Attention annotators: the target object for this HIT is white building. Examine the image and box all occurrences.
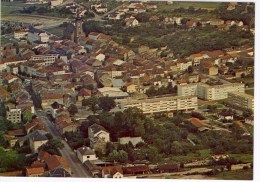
[227,92,254,111]
[177,83,198,97]
[97,87,129,98]
[197,83,245,100]
[116,95,198,114]
[14,30,28,39]
[7,108,22,123]
[30,54,59,65]
[76,147,98,163]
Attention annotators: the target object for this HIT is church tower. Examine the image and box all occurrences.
[73,9,83,44]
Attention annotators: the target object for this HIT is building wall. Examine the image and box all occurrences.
[227,92,254,111]
[197,83,245,100]
[30,139,48,153]
[7,109,21,123]
[177,84,197,96]
[117,95,198,114]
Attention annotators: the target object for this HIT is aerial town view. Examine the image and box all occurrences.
[0,0,255,180]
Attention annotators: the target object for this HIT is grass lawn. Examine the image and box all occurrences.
[157,2,221,11]
[1,2,45,16]
[229,153,253,163]
[214,169,253,180]
[43,26,64,37]
[162,149,212,163]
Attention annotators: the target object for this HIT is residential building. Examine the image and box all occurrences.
[14,30,28,39]
[116,95,198,115]
[30,54,59,65]
[76,146,98,163]
[88,124,110,154]
[45,155,71,174]
[25,167,45,177]
[102,166,124,178]
[197,83,245,100]
[7,108,22,123]
[227,92,254,111]
[177,83,198,97]
[29,130,48,153]
[41,93,64,110]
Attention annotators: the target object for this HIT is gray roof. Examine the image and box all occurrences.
[78,147,95,155]
[31,130,48,141]
[18,130,48,143]
[89,123,108,134]
[112,79,124,88]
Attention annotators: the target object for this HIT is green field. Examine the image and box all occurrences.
[1,2,45,16]
[43,26,64,37]
[229,154,253,163]
[157,2,222,11]
[214,169,253,180]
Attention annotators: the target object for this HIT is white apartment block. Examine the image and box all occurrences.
[177,83,245,100]
[7,108,22,123]
[227,92,254,111]
[30,54,59,65]
[197,83,245,100]
[177,83,198,96]
[116,95,198,114]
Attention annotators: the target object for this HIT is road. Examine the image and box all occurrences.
[26,85,91,178]
[37,111,91,178]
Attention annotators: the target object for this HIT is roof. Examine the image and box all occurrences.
[89,123,108,134]
[45,155,71,171]
[46,167,71,177]
[78,88,92,97]
[189,117,205,128]
[38,150,51,161]
[31,130,48,141]
[8,129,26,136]
[41,93,63,100]
[158,164,179,171]
[77,147,95,155]
[103,166,123,176]
[119,137,144,146]
[26,167,44,175]
[122,165,149,174]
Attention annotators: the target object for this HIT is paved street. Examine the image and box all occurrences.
[37,111,91,178]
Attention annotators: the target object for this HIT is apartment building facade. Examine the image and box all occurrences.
[116,95,198,114]
[197,83,245,100]
[177,83,245,100]
[30,54,59,66]
[7,108,22,123]
[227,92,254,111]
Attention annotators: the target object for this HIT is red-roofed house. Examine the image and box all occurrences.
[25,167,45,177]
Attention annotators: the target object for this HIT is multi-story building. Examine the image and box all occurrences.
[177,83,245,100]
[14,30,28,39]
[177,83,198,97]
[7,108,22,123]
[197,83,245,100]
[227,92,254,111]
[30,54,59,66]
[116,95,198,115]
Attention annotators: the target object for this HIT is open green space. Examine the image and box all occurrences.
[1,2,45,16]
[214,169,253,180]
[229,154,253,163]
[157,2,221,11]
[43,26,64,37]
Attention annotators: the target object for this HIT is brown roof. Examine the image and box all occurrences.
[189,117,205,128]
[41,93,63,100]
[31,160,46,168]
[122,165,149,174]
[45,155,71,171]
[78,88,92,97]
[7,129,26,136]
[38,151,51,162]
[103,166,123,176]
[25,167,45,176]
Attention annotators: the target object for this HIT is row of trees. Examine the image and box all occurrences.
[82,96,116,113]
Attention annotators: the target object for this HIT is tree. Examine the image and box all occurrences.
[99,97,116,112]
[68,104,78,116]
[40,139,64,155]
[82,97,100,113]
[22,110,32,123]
[187,66,194,74]
[0,102,6,117]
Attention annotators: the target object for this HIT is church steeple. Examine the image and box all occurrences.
[73,8,83,44]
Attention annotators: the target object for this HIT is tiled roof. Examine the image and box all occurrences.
[189,117,205,128]
[26,167,45,176]
[45,155,71,171]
